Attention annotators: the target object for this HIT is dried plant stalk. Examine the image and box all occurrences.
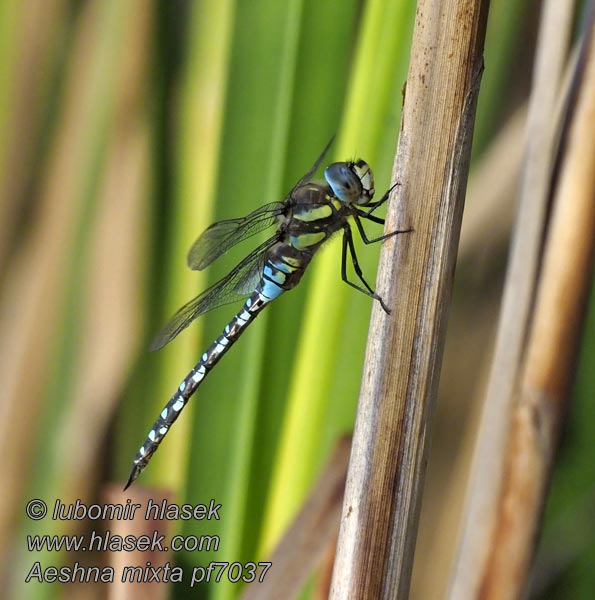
[330,1,489,598]
[450,1,577,597]
[479,18,595,599]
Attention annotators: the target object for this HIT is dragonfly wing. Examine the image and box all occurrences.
[187,201,285,270]
[150,234,279,351]
[231,253,266,295]
[187,139,334,271]
[287,136,335,196]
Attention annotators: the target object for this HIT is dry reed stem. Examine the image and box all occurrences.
[449,2,576,597]
[480,18,595,599]
[413,106,529,600]
[330,1,489,597]
[413,104,529,599]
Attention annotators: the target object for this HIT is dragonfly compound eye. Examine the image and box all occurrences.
[324,162,363,204]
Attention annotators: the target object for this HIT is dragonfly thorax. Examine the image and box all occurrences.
[324,159,375,206]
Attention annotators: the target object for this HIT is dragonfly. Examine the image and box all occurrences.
[124,139,410,489]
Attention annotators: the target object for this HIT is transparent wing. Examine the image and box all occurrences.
[187,137,334,271]
[151,235,279,351]
[187,202,285,270]
[287,136,335,196]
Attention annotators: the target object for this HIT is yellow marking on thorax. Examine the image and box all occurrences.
[290,231,327,249]
[293,204,333,222]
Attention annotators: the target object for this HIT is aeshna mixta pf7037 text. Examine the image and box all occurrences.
[125,139,411,489]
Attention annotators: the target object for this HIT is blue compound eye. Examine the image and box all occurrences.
[324,160,375,205]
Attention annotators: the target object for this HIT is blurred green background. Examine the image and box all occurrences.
[0,0,593,599]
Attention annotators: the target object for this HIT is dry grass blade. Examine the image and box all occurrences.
[241,436,350,600]
[479,15,595,598]
[450,2,577,597]
[330,1,489,598]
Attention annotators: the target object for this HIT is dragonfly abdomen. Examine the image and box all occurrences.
[259,247,308,298]
[124,288,275,489]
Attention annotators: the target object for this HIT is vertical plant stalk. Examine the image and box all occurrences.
[479,17,595,599]
[450,1,576,597]
[330,1,489,598]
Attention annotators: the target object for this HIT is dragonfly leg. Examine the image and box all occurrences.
[341,225,391,314]
[365,181,400,215]
[356,209,385,225]
[353,213,413,245]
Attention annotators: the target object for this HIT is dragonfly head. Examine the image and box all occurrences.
[324,160,375,206]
